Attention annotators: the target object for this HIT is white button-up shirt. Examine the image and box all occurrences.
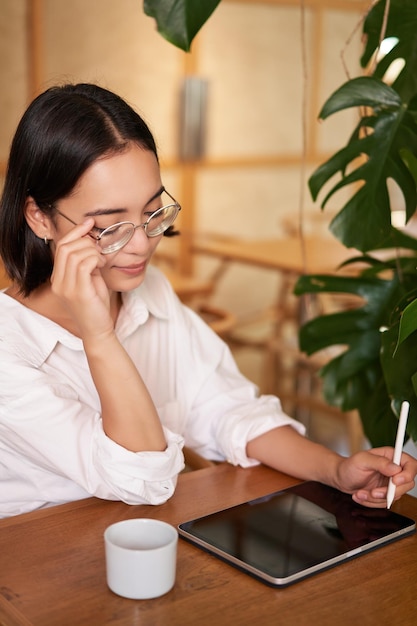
[0,266,304,517]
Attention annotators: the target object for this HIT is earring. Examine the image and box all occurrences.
[44,236,49,245]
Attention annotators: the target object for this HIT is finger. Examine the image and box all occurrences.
[363,449,405,478]
[52,246,105,298]
[389,474,415,494]
[52,219,95,257]
[354,477,415,508]
[400,452,417,471]
[52,218,99,266]
[352,494,388,509]
[389,455,417,486]
[52,241,100,281]
[366,446,398,461]
[369,449,417,474]
[353,485,392,508]
[57,217,96,244]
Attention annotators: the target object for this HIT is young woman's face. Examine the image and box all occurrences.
[50,144,166,292]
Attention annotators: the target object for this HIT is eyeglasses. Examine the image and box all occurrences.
[54,190,181,254]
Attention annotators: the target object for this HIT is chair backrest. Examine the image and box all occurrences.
[183,446,215,471]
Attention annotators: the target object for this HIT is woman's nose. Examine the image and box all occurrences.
[124,224,151,252]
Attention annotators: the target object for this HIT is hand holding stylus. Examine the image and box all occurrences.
[387,401,410,509]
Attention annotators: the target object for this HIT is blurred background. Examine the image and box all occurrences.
[0,0,370,454]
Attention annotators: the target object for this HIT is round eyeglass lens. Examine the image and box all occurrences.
[146,204,179,236]
[99,223,135,254]
[97,204,179,254]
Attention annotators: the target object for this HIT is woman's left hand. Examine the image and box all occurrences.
[336,447,417,508]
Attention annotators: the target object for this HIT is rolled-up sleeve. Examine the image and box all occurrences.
[0,351,185,514]
[177,307,306,467]
[93,421,185,504]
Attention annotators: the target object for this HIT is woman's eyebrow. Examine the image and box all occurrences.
[84,186,165,218]
[145,185,165,207]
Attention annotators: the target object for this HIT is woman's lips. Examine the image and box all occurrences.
[114,262,147,276]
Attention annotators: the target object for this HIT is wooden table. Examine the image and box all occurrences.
[193,234,357,275]
[0,464,416,626]
[192,233,360,329]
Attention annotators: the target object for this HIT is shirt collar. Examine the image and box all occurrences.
[122,270,170,322]
[0,292,79,366]
[116,269,170,339]
[0,268,170,365]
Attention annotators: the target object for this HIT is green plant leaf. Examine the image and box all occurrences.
[309,77,417,251]
[356,379,401,447]
[366,226,417,252]
[295,264,417,445]
[319,77,401,118]
[361,0,417,103]
[400,147,417,185]
[380,324,417,442]
[319,334,381,404]
[300,0,417,445]
[395,297,417,347]
[143,0,221,51]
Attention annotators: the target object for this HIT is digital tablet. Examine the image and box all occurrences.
[178,480,415,587]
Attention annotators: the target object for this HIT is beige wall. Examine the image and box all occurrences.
[0,0,28,165]
[0,0,366,313]
[42,0,183,162]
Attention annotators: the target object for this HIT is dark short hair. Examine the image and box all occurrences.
[0,83,175,295]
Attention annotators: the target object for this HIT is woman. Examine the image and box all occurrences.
[0,83,415,517]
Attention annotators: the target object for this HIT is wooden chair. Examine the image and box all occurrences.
[260,335,365,454]
[183,446,216,472]
[156,265,237,338]
[0,261,10,290]
[225,281,365,454]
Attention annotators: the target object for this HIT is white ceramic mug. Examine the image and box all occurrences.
[104,518,178,599]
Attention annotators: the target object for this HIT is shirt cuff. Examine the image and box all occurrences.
[220,398,306,468]
[92,420,185,505]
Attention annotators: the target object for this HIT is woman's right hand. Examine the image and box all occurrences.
[50,218,114,340]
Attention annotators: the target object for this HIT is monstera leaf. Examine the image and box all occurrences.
[143,0,221,51]
[301,0,417,446]
[295,255,417,446]
[309,77,417,252]
[361,0,417,102]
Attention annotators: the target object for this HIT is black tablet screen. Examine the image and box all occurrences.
[179,481,415,586]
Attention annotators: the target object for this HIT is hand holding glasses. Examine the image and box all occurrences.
[54,189,181,254]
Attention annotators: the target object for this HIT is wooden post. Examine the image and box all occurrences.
[27,0,44,100]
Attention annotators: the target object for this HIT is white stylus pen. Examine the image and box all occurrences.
[386,400,410,509]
